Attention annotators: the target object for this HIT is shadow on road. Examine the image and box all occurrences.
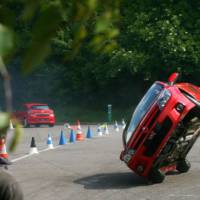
[74,172,147,189]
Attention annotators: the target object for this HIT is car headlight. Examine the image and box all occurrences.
[127,149,135,155]
[123,154,132,163]
[123,149,135,163]
[157,89,171,110]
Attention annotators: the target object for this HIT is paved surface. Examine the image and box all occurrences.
[5,125,200,200]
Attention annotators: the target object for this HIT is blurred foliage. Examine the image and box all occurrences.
[1,0,120,71]
[20,0,120,73]
[51,0,200,105]
[0,113,10,137]
[8,120,23,152]
[0,0,120,149]
[0,24,14,57]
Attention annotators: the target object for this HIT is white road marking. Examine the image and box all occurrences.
[11,145,62,163]
[11,131,113,163]
[11,154,31,162]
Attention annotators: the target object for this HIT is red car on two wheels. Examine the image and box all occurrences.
[120,73,200,183]
[13,103,55,127]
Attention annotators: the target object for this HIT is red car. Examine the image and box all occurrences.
[120,73,200,183]
[13,103,55,127]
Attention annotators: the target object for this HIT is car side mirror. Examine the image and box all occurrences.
[168,72,179,85]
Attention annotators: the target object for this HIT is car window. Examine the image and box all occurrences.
[31,105,49,110]
[124,83,163,144]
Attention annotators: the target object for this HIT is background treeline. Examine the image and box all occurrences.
[1,0,200,122]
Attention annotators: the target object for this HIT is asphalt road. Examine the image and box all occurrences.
[5,125,200,200]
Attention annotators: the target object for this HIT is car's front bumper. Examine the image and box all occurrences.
[27,116,55,125]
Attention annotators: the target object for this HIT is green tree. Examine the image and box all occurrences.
[51,0,200,105]
[114,0,200,80]
[108,0,200,80]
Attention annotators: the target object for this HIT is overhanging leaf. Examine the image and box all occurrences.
[22,0,40,21]
[0,24,14,56]
[0,112,10,138]
[0,112,9,130]
[22,42,51,74]
[22,2,63,74]
[9,121,23,152]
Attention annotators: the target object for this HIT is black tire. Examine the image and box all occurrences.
[148,168,165,184]
[49,124,54,127]
[179,117,200,158]
[176,159,191,173]
[23,118,29,128]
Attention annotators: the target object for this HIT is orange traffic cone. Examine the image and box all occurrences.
[77,120,81,130]
[76,120,84,141]
[0,138,9,159]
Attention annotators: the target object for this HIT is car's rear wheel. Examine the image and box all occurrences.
[49,124,54,127]
[23,118,29,128]
[148,168,165,184]
[176,159,191,173]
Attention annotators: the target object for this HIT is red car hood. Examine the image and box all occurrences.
[176,83,200,102]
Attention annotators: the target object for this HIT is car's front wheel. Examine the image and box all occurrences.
[49,124,54,127]
[148,168,165,184]
[176,159,191,173]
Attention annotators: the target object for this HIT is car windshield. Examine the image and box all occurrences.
[31,105,49,110]
[124,83,163,144]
